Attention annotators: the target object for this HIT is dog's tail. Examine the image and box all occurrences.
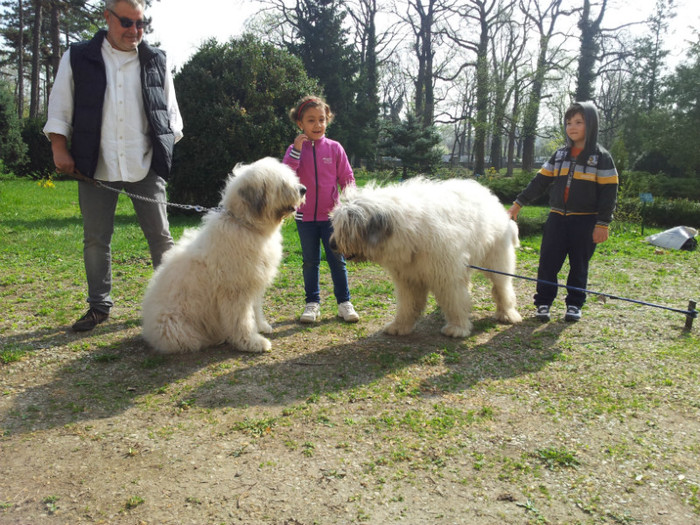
[508,219,520,249]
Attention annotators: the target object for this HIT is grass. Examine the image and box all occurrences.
[1,176,699,524]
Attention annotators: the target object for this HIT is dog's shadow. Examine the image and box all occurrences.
[3,311,570,434]
[188,315,572,410]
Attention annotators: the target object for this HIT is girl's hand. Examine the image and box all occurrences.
[293,133,309,152]
[593,225,609,244]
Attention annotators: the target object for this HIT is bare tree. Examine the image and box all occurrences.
[518,0,573,171]
[489,8,527,171]
[347,0,401,166]
[399,0,454,127]
[574,0,608,101]
[443,0,514,174]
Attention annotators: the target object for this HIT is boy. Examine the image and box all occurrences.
[507,101,618,322]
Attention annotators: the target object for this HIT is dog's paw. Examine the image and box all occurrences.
[236,335,272,353]
[496,309,522,324]
[383,321,414,336]
[441,323,471,338]
[257,321,273,334]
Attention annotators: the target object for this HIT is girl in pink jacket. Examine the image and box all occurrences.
[283,96,359,324]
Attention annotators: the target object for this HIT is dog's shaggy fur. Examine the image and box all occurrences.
[141,157,306,354]
[329,177,522,337]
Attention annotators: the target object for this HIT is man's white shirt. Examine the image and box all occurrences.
[43,38,183,182]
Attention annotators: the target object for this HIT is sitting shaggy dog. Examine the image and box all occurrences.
[329,177,522,337]
[142,157,306,354]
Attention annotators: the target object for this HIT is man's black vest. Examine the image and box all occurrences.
[69,30,175,179]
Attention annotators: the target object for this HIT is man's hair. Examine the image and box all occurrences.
[105,0,146,10]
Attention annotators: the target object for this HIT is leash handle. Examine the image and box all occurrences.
[68,169,97,186]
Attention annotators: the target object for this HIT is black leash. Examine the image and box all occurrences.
[468,264,697,330]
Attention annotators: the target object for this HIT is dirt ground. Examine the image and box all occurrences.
[1,264,699,525]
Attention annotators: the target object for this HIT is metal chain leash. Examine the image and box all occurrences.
[70,169,222,214]
[94,179,222,213]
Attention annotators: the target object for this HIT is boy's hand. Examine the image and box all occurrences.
[506,203,521,221]
[293,133,309,152]
[593,225,609,244]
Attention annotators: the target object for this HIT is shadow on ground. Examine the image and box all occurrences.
[1,310,571,436]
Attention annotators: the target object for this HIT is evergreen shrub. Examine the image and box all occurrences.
[169,35,319,209]
[0,80,28,169]
[18,117,53,178]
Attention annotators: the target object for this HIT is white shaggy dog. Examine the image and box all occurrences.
[141,157,306,354]
[329,177,522,338]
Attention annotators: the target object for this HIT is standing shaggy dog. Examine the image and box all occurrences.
[142,157,306,354]
[329,177,522,337]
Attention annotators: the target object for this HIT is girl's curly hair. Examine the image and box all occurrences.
[289,95,334,125]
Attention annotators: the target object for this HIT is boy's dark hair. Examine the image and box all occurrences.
[564,101,600,162]
[289,96,334,125]
[564,104,585,122]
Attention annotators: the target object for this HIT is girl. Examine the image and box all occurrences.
[283,96,359,324]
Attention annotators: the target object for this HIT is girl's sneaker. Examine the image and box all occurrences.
[300,302,321,323]
[337,301,360,323]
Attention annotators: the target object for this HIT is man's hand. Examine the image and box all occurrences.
[49,133,75,175]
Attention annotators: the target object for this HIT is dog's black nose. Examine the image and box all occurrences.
[299,185,307,197]
[329,237,337,251]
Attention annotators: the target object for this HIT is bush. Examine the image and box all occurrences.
[0,80,28,169]
[169,35,319,208]
[478,171,548,206]
[17,117,54,178]
[619,170,700,201]
[616,197,700,228]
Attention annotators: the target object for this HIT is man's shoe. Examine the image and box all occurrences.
[337,301,360,323]
[300,302,321,323]
[565,305,582,322]
[72,308,109,332]
[535,305,551,322]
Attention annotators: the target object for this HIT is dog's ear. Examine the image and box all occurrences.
[367,211,393,247]
[239,179,267,215]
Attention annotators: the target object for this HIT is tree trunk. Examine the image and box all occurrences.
[49,0,61,81]
[574,0,607,102]
[29,0,43,118]
[18,0,25,118]
[472,16,489,175]
[505,81,520,177]
[521,35,548,171]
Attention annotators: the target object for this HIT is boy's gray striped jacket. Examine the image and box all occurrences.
[514,145,619,227]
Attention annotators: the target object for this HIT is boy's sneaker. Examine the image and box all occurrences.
[535,305,551,322]
[565,305,582,322]
[337,301,360,323]
[300,302,321,323]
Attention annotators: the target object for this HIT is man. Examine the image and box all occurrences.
[43,0,183,331]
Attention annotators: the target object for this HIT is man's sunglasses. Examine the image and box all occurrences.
[108,8,150,30]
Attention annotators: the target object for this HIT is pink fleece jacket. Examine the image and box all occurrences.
[283,136,355,221]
